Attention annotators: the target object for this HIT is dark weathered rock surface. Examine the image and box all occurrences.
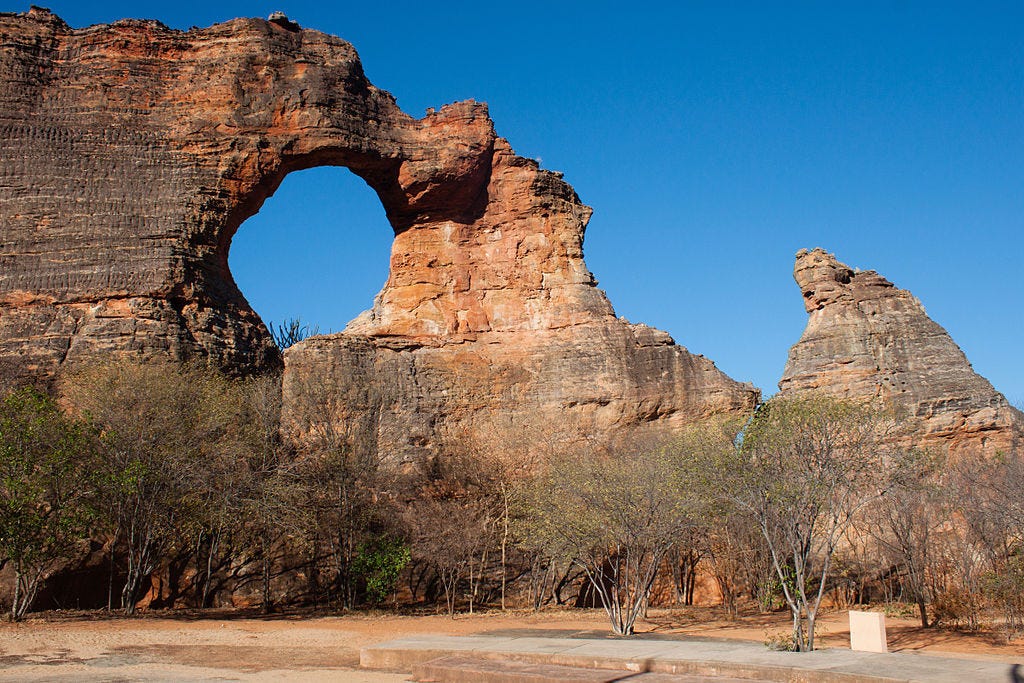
[0,8,758,452]
[284,323,756,462]
[779,248,1023,455]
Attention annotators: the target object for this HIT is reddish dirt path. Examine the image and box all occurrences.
[0,606,1020,680]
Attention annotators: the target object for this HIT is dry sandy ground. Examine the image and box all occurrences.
[0,606,1022,681]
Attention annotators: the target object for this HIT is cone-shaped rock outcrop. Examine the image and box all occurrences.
[0,8,759,456]
[779,248,1023,455]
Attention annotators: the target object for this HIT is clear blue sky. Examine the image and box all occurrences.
[41,2,1024,402]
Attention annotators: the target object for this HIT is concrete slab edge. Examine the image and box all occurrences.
[359,644,912,683]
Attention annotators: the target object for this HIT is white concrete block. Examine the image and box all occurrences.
[849,610,888,653]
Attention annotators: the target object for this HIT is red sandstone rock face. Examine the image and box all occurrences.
[779,248,1024,455]
[0,8,494,378]
[0,9,758,452]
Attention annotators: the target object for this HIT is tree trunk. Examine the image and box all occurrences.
[261,553,273,614]
[11,564,21,621]
[441,567,458,616]
[467,553,475,615]
[500,487,509,611]
[201,531,221,608]
[122,572,139,615]
[107,533,118,612]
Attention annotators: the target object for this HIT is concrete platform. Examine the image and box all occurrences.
[410,654,757,682]
[361,633,1024,682]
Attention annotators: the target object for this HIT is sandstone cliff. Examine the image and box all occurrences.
[779,248,1023,455]
[0,8,758,454]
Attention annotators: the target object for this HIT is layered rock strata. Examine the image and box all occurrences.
[779,248,1023,455]
[0,8,758,454]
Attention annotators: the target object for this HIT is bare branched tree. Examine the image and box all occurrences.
[868,448,947,627]
[61,362,248,614]
[234,374,306,614]
[286,369,397,609]
[943,449,1024,632]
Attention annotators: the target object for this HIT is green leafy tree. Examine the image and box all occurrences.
[352,535,411,604]
[711,395,894,651]
[0,387,99,620]
[516,443,700,636]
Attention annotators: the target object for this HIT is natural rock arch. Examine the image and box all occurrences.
[227,166,394,339]
[1,8,497,373]
[0,8,759,456]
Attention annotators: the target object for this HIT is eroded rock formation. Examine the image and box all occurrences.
[0,8,758,455]
[779,248,1024,455]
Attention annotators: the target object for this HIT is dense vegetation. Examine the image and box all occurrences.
[0,362,1021,650]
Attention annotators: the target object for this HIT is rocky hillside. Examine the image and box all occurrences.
[779,248,1023,455]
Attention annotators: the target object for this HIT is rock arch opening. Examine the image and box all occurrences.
[0,10,760,450]
[227,166,394,348]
